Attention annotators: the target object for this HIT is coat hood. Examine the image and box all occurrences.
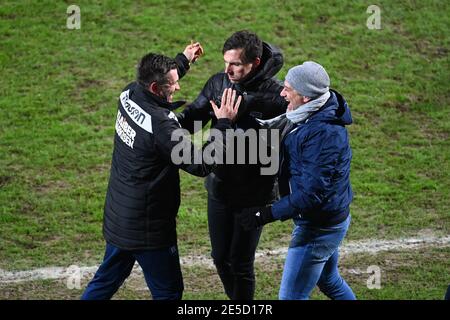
[241,42,284,88]
[308,89,352,126]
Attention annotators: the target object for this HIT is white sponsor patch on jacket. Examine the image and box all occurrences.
[168,111,181,126]
[119,89,152,133]
[116,110,136,149]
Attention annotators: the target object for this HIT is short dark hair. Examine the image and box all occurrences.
[222,30,263,64]
[136,53,177,87]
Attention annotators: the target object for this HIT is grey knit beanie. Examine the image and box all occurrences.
[285,61,330,98]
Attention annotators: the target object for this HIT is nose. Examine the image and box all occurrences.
[280,88,286,97]
[225,63,232,74]
[175,82,180,91]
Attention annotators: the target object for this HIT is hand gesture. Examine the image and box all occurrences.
[183,41,204,64]
[210,88,242,120]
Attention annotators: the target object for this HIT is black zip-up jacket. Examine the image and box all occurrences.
[103,54,233,250]
[177,43,288,207]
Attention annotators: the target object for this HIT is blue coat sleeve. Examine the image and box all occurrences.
[271,127,342,221]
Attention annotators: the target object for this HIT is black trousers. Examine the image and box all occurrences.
[207,194,263,300]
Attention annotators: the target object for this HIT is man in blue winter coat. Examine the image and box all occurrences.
[238,61,356,300]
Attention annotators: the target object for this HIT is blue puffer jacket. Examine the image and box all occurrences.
[271,89,353,226]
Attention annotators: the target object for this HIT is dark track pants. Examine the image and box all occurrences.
[207,194,262,300]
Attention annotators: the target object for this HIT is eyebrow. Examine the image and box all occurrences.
[224,59,242,64]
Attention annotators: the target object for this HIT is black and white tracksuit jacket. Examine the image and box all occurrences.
[103,54,232,250]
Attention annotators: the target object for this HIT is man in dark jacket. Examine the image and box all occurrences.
[81,44,241,300]
[177,30,287,300]
[238,61,356,300]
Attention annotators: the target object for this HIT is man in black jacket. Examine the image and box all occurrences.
[177,30,287,299]
[81,44,241,300]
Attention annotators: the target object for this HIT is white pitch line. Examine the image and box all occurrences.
[255,234,450,259]
[1,234,449,284]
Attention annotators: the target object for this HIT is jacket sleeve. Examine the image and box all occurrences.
[176,78,216,133]
[267,80,288,117]
[175,53,190,80]
[272,93,289,116]
[154,115,232,177]
[271,128,341,221]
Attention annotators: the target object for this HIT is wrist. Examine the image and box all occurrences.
[178,52,191,68]
[260,206,275,224]
[214,118,232,128]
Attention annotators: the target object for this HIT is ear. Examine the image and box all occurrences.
[149,82,158,94]
[252,57,261,69]
[302,96,312,104]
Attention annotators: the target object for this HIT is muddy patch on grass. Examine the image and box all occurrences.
[0,175,13,188]
[2,231,448,284]
[34,180,70,195]
[1,245,448,300]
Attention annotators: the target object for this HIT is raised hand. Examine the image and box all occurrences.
[183,41,204,64]
[210,88,242,120]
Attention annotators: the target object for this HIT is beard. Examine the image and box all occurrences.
[158,87,174,102]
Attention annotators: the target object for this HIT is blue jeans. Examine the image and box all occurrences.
[279,215,355,300]
[81,243,183,300]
